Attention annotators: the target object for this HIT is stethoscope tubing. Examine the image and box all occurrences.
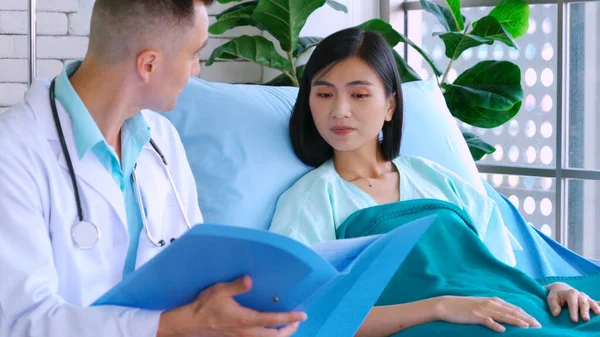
[49,78,190,249]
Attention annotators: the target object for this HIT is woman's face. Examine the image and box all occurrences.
[309,56,395,154]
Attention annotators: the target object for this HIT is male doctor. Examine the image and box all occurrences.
[0,0,305,336]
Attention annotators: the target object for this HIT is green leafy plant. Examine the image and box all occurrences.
[207,0,530,161]
[207,0,347,86]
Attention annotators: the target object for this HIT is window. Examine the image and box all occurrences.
[392,0,600,260]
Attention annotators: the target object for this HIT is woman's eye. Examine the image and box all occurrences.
[317,93,333,98]
[353,93,369,99]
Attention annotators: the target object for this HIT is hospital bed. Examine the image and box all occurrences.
[165,77,600,279]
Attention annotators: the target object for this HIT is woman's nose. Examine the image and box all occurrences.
[331,98,351,119]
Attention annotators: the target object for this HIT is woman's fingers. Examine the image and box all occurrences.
[495,302,542,328]
[546,292,562,317]
[477,299,542,332]
[566,290,581,322]
[481,316,506,333]
[591,301,600,316]
[578,293,590,322]
[492,312,530,328]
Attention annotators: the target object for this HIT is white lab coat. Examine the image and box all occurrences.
[0,79,204,336]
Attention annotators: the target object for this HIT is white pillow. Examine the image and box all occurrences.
[399,79,485,194]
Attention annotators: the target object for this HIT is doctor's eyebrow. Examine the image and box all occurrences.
[194,39,209,55]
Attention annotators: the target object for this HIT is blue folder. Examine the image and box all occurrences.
[93,215,435,336]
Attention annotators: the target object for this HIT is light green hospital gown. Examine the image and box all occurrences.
[269,155,522,267]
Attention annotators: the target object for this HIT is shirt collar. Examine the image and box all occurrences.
[54,61,151,161]
[54,61,103,159]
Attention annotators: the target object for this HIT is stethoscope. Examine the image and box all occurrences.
[49,79,192,250]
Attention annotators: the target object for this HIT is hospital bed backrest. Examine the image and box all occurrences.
[165,78,483,231]
[166,77,600,278]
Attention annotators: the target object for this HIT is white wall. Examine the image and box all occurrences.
[0,0,380,111]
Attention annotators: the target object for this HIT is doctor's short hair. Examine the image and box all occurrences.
[89,0,215,62]
[288,27,404,168]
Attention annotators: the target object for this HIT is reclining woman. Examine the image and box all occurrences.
[269,27,600,337]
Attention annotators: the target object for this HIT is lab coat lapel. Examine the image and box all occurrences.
[26,79,129,231]
[57,149,128,230]
[135,148,168,225]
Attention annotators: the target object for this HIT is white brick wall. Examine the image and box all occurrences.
[1,0,373,110]
[38,59,64,78]
[0,0,86,110]
[38,0,78,13]
[0,83,28,106]
[0,59,28,82]
[0,35,27,58]
[67,0,93,36]
[37,36,88,59]
[38,12,69,35]
[207,2,233,16]
[199,61,263,84]
[0,11,25,34]
[0,0,26,11]
[0,59,64,82]
[0,11,67,35]
[0,0,77,12]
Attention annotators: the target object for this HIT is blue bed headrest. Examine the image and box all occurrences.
[165,77,484,230]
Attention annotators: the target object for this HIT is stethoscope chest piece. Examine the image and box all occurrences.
[71,220,100,249]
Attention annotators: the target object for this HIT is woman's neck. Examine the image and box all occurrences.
[332,144,393,180]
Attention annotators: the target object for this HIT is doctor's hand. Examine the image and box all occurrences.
[434,296,542,332]
[157,276,307,337]
[545,282,600,323]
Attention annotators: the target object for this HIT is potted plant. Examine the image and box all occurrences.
[207,0,530,160]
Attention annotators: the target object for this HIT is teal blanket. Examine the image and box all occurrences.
[336,199,600,336]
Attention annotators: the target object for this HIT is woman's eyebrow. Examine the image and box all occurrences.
[312,80,373,87]
[346,80,373,86]
[313,80,334,87]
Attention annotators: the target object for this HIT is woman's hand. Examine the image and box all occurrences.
[434,296,541,332]
[545,282,600,322]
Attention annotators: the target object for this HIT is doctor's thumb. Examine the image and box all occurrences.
[225,275,253,296]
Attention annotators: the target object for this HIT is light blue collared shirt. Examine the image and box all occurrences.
[55,61,151,276]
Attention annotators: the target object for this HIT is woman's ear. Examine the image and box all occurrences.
[385,92,396,122]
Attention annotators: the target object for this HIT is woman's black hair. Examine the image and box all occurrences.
[289,27,404,167]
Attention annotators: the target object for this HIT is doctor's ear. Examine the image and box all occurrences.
[136,49,161,83]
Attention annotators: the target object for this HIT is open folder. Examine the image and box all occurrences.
[93,215,436,336]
